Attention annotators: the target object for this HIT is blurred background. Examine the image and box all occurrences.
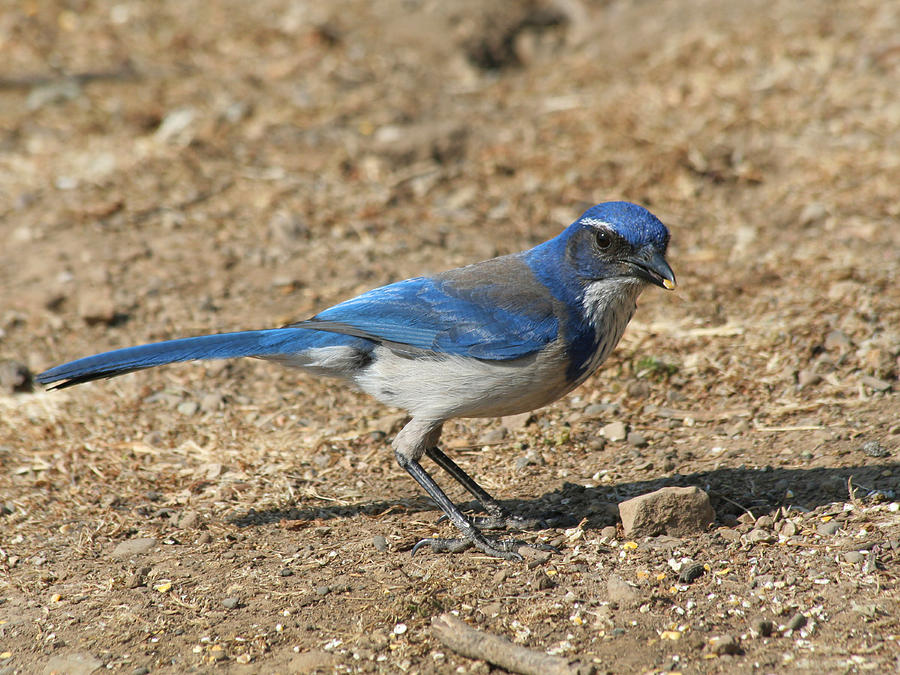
[0,0,898,672]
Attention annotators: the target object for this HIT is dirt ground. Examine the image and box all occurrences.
[1,0,898,673]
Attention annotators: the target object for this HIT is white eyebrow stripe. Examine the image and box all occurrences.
[580,217,611,229]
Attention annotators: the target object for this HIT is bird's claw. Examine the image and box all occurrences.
[435,510,557,531]
[411,534,555,561]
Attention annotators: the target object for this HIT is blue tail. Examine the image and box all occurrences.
[37,328,327,389]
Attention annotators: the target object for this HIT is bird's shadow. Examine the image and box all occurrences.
[229,462,899,532]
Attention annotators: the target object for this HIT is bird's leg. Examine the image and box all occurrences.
[393,418,548,560]
[425,446,506,518]
[425,446,549,530]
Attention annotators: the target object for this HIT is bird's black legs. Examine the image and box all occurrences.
[425,446,506,518]
[425,446,549,530]
[391,418,553,559]
[395,449,525,560]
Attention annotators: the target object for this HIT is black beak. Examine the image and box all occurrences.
[629,249,676,290]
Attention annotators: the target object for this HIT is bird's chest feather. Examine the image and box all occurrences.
[564,278,643,384]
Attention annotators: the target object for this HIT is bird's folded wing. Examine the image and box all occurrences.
[288,270,560,361]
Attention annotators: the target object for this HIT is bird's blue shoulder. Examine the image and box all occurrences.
[299,254,561,360]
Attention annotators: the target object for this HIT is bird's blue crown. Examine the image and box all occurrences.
[577,201,669,249]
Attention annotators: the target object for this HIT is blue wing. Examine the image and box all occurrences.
[293,254,561,360]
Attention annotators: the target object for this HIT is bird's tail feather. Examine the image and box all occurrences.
[37,328,315,389]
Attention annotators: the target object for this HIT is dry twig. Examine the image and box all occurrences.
[431,613,592,675]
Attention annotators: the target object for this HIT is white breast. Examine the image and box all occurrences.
[574,277,644,386]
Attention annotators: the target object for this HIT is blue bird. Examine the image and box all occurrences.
[38,201,675,560]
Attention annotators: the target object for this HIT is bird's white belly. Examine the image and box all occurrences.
[354,343,575,420]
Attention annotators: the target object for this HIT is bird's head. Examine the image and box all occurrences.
[564,201,676,291]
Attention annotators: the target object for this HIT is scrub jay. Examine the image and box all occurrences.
[38,201,675,560]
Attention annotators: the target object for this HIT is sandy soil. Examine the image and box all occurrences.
[1,1,898,673]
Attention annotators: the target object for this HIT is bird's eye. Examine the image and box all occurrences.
[595,230,612,250]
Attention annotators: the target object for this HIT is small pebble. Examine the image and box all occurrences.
[602,421,628,442]
[280,568,294,577]
[196,532,213,545]
[222,596,241,609]
[708,634,741,655]
[532,570,556,590]
[779,521,798,537]
[755,515,774,530]
[843,551,864,564]
[861,440,889,458]
[817,520,841,536]
[752,618,774,637]
[717,527,741,542]
[600,525,618,540]
[372,535,388,552]
[176,400,199,416]
[515,449,545,470]
[785,613,807,632]
[315,585,331,596]
[746,528,776,544]
[796,369,821,388]
[627,431,648,448]
[679,563,706,583]
[131,667,151,675]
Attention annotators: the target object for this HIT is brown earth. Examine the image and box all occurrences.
[1,1,898,673]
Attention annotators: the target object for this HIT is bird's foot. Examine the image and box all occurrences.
[437,506,567,531]
[465,514,550,530]
[411,533,556,560]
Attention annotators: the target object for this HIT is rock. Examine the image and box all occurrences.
[796,369,821,388]
[131,667,151,675]
[606,573,640,607]
[280,567,294,577]
[600,525,618,540]
[755,515,774,530]
[515,449,545,470]
[779,520,798,537]
[177,510,200,529]
[860,375,892,392]
[752,618,774,637]
[746,529,776,544]
[479,427,507,445]
[501,411,534,430]
[717,527,741,542]
[844,551,864,564]
[200,392,224,413]
[785,613,807,632]
[708,634,742,655]
[222,596,241,609]
[0,360,33,394]
[626,380,650,398]
[602,421,628,442]
[824,329,852,351]
[799,201,828,226]
[861,440,890,458]
[77,287,119,326]
[177,400,199,416]
[372,535,388,552]
[817,520,841,536]
[43,653,103,675]
[532,570,556,590]
[679,563,706,583]
[111,538,157,558]
[288,650,337,673]
[154,107,197,145]
[627,431,648,448]
[618,486,715,537]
